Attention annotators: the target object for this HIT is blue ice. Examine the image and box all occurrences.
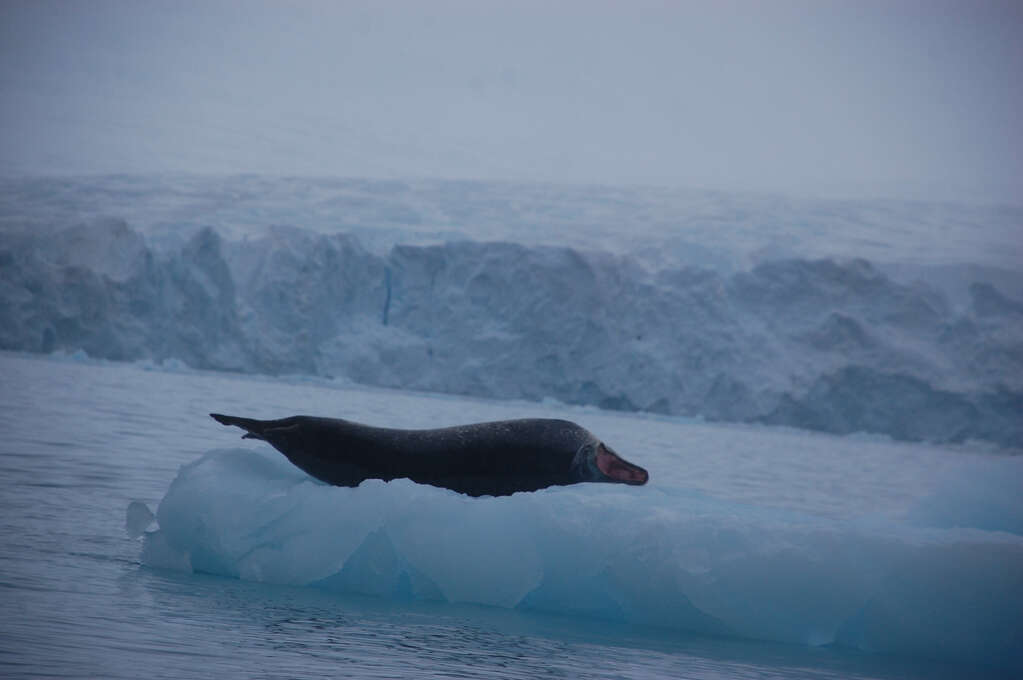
[140,447,1023,671]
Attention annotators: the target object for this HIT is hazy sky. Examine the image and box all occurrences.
[1,0,1020,203]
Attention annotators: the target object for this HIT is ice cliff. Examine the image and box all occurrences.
[2,218,1021,447]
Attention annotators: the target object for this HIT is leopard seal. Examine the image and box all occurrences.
[209,413,648,497]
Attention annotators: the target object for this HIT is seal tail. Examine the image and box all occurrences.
[210,413,270,441]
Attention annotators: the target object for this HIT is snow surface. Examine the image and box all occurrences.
[2,175,1021,272]
[140,441,1023,671]
[2,178,1021,447]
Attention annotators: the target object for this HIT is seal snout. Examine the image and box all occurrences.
[595,444,649,485]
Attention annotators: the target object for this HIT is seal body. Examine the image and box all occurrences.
[210,414,648,497]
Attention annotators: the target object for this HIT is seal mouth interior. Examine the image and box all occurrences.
[596,445,648,485]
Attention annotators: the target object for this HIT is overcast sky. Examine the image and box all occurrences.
[1,0,1020,203]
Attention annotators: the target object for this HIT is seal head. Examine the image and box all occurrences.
[572,440,649,485]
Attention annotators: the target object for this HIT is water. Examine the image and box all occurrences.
[0,352,1015,678]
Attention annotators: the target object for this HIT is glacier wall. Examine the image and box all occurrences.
[3,218,1021,446]
[139,448,1023,671]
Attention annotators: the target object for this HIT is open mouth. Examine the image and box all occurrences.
[596,445,649,485]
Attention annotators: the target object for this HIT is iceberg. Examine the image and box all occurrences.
[140,447,1023,671]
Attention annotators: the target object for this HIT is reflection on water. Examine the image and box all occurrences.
[118,568,942,680]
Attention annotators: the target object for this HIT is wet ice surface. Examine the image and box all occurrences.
[0,352,1018,679]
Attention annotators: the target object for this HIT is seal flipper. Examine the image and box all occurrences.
[210,413,271,441]
[210,414,371,487]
